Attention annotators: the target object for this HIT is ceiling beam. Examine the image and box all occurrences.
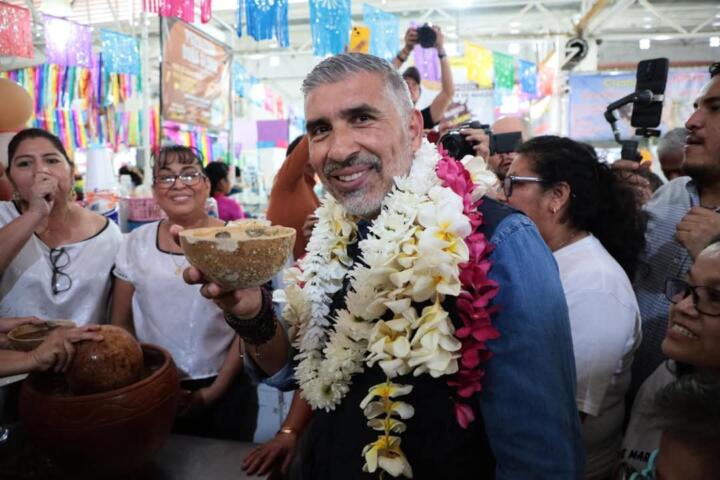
[637,0,688,35]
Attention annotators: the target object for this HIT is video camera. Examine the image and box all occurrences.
[604,58,669,161]
[440,121,523,160]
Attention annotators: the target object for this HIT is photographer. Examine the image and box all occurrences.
[461,116,530,181]
[393,25,455,129]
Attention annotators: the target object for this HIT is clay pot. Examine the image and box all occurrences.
[20,344,180,476]
[179,220,295,290]
[66,325,144,395]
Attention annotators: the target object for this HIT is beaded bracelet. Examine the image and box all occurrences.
[224,287,277,345]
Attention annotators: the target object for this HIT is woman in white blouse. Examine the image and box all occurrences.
[502,136,646,479]
[111,146,257,440]
[0,129,122,326]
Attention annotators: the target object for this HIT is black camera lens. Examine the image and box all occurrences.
[416,24,437,49]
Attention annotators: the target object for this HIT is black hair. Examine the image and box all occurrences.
[204,161,229,196]
[119,165,143,187]
[710,62,719,78]
[151,145,204,181]
[7,128,74,173]
[286,135,304,157]
[650,375,720,467]
[517,135,646,279]
[402,66,421,85]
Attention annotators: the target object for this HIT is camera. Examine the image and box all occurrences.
[440,121,523,160]
[416,24,437,49]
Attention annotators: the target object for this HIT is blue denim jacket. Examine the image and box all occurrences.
[246,210,585,478]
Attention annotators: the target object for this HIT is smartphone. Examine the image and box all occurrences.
[349,26,370,54]
[631,58,669,129]
[490,131,522,155]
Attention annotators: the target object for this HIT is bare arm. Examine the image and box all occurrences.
[110,278,136,337]
[0,326,103,377]
[0,209,45,275]
[391,28,417,70]
[203,335,244,405]
[183,266,290,377]
[243,392,314,476]
[428,27,454,125]
[0,172,60,274]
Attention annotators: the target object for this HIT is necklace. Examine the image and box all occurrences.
[169,252,186,276]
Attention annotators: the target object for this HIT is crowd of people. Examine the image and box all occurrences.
[0,28,718,480]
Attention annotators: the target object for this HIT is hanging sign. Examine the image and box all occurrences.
[161,18,231,130]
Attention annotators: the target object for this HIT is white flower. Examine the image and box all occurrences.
[461,154,500,199]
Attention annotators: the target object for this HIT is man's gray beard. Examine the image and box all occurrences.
[337,188,384,219]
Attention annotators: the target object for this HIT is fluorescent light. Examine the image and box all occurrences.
[653,35,671,41]
[639,38,651,50]
[509,28,520,34]
[509,21,521,28]
[643,24,652,29]
[711,36,720,48]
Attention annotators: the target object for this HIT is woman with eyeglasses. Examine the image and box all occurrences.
[620,238,720,477]
[501,135,646,479]
[0,129,122,326]
[111,145,257,440]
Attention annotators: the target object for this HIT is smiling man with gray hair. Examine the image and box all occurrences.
[186,52,583,479]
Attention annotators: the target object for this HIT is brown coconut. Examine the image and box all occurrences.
[66,325,144,395]
[179,220,296,290]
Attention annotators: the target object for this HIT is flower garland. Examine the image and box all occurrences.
[275,141,499,478]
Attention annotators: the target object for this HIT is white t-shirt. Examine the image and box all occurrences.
[0,201,122,326]
[113,221,235,380]
[554,235,642,480]
[620,361,675,476]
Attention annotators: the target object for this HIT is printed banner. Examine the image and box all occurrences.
[568,69,708,141]
[44,15,92,67]
[101,30,140,76]
[0,3,33,59]
[518,59,537,97]
[492,51,515,90]
[245,0,289,47]
[309,0,351,56]
[363,4,398,61]
[161,18,231,130]
[464,42,493,89]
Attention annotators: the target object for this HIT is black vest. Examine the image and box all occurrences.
[300,198,515,479]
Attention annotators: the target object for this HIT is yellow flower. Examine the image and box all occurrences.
[366,319,413,377]
[367,416,407,434]
[362,435,413,478]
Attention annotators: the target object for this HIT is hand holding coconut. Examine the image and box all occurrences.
[176,220,295,376]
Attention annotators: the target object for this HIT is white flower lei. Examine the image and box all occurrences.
[275,140,495,411]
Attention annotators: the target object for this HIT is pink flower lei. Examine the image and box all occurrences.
[436,150,500,428]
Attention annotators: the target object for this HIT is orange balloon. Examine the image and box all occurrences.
[0,78,33,131]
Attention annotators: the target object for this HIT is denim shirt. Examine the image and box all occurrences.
[246,209,585,478]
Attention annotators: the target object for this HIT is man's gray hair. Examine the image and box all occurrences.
[301,53,413,119]
[657,127,687,158]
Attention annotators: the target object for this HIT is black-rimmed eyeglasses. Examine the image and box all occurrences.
[502,175,544,198]
[153,171,205,189]
[50,247,72,295]
[665,277,720,317]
